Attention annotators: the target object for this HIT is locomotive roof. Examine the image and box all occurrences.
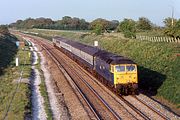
[54,37,135,65]
[95,50,135,64]
[54,37,99,55]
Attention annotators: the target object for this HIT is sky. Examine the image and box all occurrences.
[0,0,180,26]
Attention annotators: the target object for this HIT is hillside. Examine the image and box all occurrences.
[27,29,180,110]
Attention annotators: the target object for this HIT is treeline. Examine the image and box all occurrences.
[9,16,89,30]
[9,16,180,38]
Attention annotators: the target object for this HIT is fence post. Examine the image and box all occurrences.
[175,38,177,43]
[161,37,163,42]
[168,37,170,42]
[166,37,168,42]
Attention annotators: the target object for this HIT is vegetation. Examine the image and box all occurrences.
[0,25,10,35]
[136,17,152,31]
[9,16,89,30]
[0,35,31,119]
[90,18,119,35]
[9,16,180,39]
[164,18,180,38]
[117,19,136,38]
[25,29,180,109]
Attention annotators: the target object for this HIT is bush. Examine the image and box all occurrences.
[93,24,103,35]
[0,25,9,35]
[124,31,136,38]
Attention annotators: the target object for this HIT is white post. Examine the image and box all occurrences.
[16,57,19,66]
[94,41,98,47]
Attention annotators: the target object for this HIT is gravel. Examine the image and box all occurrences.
[137,94,180,120]
[39,46,70,120]
[30,44,47,120]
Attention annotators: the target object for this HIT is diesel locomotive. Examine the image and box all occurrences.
[53,37,138,94]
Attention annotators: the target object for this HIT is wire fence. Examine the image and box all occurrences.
[136,35,180,43]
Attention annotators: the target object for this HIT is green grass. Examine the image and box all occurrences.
[0,35,31,119]
[136,30,165,37]
[26,29,180,108]
[39,70,53,120]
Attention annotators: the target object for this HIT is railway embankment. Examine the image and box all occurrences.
[0,35,31,119]
[26,29,180,114]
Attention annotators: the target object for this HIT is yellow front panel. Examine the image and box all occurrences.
[114,73,138,84]
[113,64,138,85]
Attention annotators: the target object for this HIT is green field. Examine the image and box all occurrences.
[0,35,31,119]
[26,29,180,110]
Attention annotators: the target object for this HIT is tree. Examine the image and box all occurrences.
[137,17,152,31]
[32,18,54,29]
[117,19,136,38]
[108,20,119,31]
[54,16,89,30]
[90,18,110,34]
[0,25,9,35]
[163,17,177,28]
[163,17,179,38]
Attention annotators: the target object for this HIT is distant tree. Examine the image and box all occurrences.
[117,18,136,38]
[108,20,119,31]
[79,19,89,30]
[0,25,9,35]
[54,16,89,30]
[137,17,152,31]
[90,18,110,34]
[33,18,54,29]
[93,24,103,35]
[164,19,180,38]
[163,17,177,28]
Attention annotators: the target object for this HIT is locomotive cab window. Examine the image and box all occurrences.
[115,65,125,72]
[126,65,136,72]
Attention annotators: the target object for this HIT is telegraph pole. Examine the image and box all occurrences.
[171,6,174,27]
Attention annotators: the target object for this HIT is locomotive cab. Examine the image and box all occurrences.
[111,64,138,94]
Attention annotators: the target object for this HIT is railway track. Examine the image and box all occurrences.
[41,44,100,120]
[24,34,171,120]
[41,44,121,120]
[132,96,170,120]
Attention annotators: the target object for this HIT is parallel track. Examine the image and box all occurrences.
[41,43,121,120]
[132,96,170,120]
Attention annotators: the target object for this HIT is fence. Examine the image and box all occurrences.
[136,35,180,43]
